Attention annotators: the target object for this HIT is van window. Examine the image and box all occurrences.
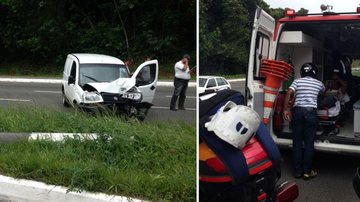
[136,64,157,86]
[79,64,129,85]
[70,61,76,78]
[253,33,270,78]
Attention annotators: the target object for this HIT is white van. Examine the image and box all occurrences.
[246,6,360,154]
[62,53,158,120]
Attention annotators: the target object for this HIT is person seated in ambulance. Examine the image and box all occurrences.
[330,52,352,105]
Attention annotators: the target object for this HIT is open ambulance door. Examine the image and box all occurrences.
[246,7,276,121]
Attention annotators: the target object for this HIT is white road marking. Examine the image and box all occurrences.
[152,106,196,111]
[165,96,196,99]
[34,90,61,94]
[0,98,31,102]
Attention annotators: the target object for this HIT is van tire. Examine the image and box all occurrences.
[62,89,70,107]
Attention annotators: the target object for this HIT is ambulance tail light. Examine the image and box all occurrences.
[285,9,296,17]
[357,7,360,13]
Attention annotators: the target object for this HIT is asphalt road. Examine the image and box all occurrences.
[229,79,360,202]
[0,82,196,124]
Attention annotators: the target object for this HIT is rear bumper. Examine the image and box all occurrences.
[275,137,360,155]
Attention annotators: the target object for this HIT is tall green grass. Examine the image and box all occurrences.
[0,107,196,201]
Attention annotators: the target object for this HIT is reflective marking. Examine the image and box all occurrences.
[165,96,196,99]
[34,91,61,94]
[0,98,31,102]
[152,106,196,111]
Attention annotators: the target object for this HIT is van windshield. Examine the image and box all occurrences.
[79,63,129,85]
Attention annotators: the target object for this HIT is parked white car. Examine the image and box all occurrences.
[198,76,231,94]
[62,53,158,120]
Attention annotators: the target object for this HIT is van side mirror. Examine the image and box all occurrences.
[68,76,75,84]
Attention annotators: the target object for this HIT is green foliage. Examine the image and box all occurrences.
[0,107,196,201]
[0,0,196,69]
[296,8,309,16]
[270,8,286,22]
[200,0,309,75]
[200,0,255,75]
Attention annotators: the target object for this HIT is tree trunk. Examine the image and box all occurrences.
[112,0,130,56]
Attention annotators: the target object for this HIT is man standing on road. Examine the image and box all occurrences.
[170,54,191,111]
[283,63,325,180]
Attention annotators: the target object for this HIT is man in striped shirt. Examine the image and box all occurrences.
[283,63,325,180]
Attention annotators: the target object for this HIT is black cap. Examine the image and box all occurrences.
[183,54,190,60]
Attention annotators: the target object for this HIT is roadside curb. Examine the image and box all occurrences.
[0,175,144,202]
[0,78,196,87]
[0,133,144,201]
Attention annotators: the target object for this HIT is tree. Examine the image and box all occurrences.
[0,0,196,69]
[296,8,309,16]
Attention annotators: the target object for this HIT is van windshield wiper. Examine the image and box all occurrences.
[82,74,100,82]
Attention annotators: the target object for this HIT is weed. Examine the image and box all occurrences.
[0,107,195,201]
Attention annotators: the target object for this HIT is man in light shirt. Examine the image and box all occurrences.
[170,54,191,111]
[283,63,325,180]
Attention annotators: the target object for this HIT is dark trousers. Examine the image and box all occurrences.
[170,77,189,109]
[292,107,318,174]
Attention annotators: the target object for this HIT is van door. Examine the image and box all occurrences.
[246,7,276,120]
[66,60,80,105]
[131,60,159,103]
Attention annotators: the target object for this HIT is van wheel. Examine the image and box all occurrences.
[62,92,70,107]
[136,108,148,121]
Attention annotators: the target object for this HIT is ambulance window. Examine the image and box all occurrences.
[253,33,270,78]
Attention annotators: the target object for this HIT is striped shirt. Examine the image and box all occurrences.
[289,76,325,108]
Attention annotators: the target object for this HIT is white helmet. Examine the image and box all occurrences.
[205,101,261,149]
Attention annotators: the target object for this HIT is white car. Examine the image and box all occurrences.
[198,76,231,94]
[62,53,158,120]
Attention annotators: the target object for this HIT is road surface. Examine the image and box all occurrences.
[0,82,196,124]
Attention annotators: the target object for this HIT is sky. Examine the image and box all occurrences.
[264,0,360,13]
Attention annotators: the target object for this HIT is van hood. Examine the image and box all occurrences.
[86,78,136,94]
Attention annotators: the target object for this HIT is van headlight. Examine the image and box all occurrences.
[82,91,103,103]
[122,87,142,101]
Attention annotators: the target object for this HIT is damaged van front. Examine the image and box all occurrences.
[62,53,158,120]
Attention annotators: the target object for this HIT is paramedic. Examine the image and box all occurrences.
[170,54,191,111]
[332,52,352,97]
[283,63,325,180]
[332,54,353,121]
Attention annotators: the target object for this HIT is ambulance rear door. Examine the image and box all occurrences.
[246,7,276,120]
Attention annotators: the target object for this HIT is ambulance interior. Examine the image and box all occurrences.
[271,21,360,145]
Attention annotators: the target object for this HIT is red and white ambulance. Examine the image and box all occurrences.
[246,5,360,154]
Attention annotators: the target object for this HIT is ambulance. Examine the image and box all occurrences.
[246,5,360,154]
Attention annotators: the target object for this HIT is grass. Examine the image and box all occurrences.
[221,74,246,79]
[353,71,360,77]
[0,107,196,201]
